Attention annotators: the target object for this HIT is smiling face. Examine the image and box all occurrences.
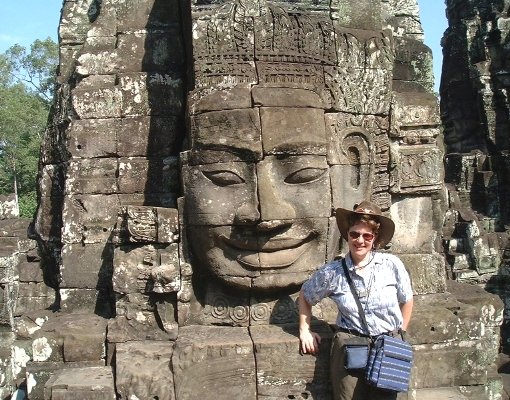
[347,221,377,265]
[183,88,333,291]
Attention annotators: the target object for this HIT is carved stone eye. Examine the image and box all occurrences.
[202,170,245,186]
[284,167,327,184]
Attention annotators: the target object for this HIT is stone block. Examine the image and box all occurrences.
[0,237,19,257]
[390,91,440,140]
[117,30,184,72]
[172,326,257,400]
[115,341,175,400]
[59,288,114,318]
[62,195,121,244]
[398,253,446,295]
[411,342,494,389]
[0,218,31,238]
[17,261,43,283]
[390,144,443,194]
[117,157,179,194]
[190,109,262,163]
[72,87,122,119]
[13,312,51,340]
[189,87,253,114]
[60,316,107,363]
[325,65,392,115]
[409,292,482,345]
[116,0,181,30]
[26,361,65,400]
[113,244,175,294]
[252,87,324,108]
[67,119,118,159]
[59,1,107,44]
[391,197,435,253]
[118,206,179,244]
[60,243,113,289]
[14,295,55,318]
[107,314,174,343]
[44,366,115,400]
[65,159,118,195]
[27,361,106,400]
[118,116,182,157]
[34,194,64,242]
[119,73,184,117]
[32,312,107,365]
[331,0,382,30]
[260,107,327,156]
[76,50,119,76]
[393,37,434,92]
[251,322,333,399]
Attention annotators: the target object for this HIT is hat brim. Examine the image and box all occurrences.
[335,207,395,248]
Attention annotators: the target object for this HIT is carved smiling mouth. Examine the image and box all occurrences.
[219,231,316,270]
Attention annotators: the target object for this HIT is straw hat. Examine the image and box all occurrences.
[335,200,395,248]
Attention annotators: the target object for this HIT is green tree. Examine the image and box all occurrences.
[0,38,57,217]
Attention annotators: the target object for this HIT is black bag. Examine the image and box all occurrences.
[344,336,370,370]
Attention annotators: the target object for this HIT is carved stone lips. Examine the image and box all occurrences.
[219,231,316,269]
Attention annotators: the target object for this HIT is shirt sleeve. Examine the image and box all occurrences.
[301,261,339,306]
[391,255,414,303]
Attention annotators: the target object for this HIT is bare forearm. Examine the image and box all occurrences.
[400,298,414,331]
[298,289,313,333]
[298,289,321,354]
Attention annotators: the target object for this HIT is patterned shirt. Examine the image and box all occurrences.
[301,252,413,336]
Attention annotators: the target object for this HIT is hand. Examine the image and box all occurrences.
[299,329,321,355]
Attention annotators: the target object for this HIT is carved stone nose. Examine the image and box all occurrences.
[234,202,260,224]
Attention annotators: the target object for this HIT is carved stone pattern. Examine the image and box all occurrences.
[127,207,157,242]
[255,7,337,65]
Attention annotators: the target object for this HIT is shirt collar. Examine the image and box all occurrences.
[345,251,381,271]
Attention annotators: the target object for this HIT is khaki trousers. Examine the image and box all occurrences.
[330,330,399,400]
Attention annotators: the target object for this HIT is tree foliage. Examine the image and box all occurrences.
[0,37,58,217]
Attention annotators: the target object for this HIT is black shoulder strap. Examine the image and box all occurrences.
[341,258,370,336]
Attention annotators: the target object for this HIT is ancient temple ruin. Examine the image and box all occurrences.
[0,0,508,399]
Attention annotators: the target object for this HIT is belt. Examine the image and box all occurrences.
[336,326,402,339]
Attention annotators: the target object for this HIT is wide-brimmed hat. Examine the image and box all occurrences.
[335,200,395,248]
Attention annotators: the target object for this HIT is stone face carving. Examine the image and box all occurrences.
[0,0,504,399]
[183,86,334,292]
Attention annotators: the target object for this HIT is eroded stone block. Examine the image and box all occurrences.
[172,326,257,400]
[116,341,175,400]
[61,243,113,289]
[67,119,118,158]
[260,108,326,156]
[62,195,120,244]
[44,366,115,400]
[398,253,446,295]
[251,322,333,399]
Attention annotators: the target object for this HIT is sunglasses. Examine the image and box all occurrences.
[348,231,375,241]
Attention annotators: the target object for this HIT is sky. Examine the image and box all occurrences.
[0,0,447,91]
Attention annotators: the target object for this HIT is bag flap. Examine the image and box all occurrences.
[378,335,413,361]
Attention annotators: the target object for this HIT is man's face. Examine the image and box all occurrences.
[183,88,333,291]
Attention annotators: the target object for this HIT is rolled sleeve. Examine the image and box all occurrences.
[301,262,339,306]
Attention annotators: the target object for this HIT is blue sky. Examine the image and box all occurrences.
[0,0,447,90]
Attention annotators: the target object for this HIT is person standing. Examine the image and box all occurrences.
[298,200,414,400]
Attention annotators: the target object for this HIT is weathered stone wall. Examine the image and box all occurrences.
[1,0,505,399]
[441,0,510,350]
